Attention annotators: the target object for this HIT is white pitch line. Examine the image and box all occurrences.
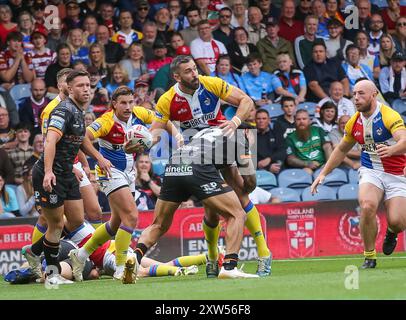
[274,256,406,262]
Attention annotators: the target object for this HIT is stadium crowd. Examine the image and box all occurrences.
[0,0,406,218]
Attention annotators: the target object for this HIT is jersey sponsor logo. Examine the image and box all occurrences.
[361,141,388,152]
[182,112,217,128]
[373,116,382,124]
[89,122,101,132]
[155,111,164,119]
[174,96,187,103]
[48,116,65,130]
[204,98,210,106]
[177,108,188,115]
[376,128,383,136]
[49,194,58,204]
[200,182,221,194]
[353,131,361,137]
[164,165,193,176]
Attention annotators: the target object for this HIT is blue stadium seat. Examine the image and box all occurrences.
[224,106,236,120]
[256,170,278,190]
[337,184,359,200]
[9,84,31,102]
[270,187,301,203]
[348,169,359,184]
[278,169,313,189]
[297,102,317,116]
[260,103,284,118]
[313,167,348,187]
[301,185,336,201]
[152,159,168,176]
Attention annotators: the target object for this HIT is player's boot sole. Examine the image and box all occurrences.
[382,229,397,255]
[122,256,137,284]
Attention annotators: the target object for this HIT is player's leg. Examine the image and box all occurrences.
[358,182,384,268]
[32,214,47,244]
[64,199,85,234]
[80,183,103,229]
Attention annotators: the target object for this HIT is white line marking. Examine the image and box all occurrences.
[274,256,406,262]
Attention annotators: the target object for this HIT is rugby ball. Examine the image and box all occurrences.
[125,125,153,150]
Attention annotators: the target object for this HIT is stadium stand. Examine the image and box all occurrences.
[256,170,278,190]
[337,184,359,200]
[301,185,337,201]
[270,187,301,203]
[277,169,313,189]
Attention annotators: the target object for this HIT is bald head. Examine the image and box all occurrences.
[31,78,46,101]
[353,80,378,113]
[354,80,378,95]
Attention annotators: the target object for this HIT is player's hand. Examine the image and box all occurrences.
[43,171,57,193]
[175,133,184,148]
[376,143,393,158]
[310,174,325,195]
[307,161,320,170]
[72,166,83,183]
[97,156,113,178]
[124,140,145,154]
[82,165,91,178]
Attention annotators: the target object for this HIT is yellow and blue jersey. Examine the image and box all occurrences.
[343,103,406,175]
[154,75,233,130]
[87,106,154,174]
[40,95,62,135]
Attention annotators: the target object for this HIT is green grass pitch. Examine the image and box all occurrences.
[1,253,406,300]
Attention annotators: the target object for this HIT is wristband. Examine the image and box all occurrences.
[231,116,242,127]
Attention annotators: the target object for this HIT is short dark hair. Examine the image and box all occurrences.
[185,5,199,16]
[312,41,326,51]
[15,122,32,132]
[345,44,360,56]
[256,109,269,117]
[295,109,309,119]
[170,55,194,75]
[233,26,249,38]
[281,96,296,107]
[197,19,210,28]
[111,86,133,102]
[247,53,262,64]
[56,68,74,82]
[6,31,23,43]
[56,43,71,54]
[219,7,232,14]
[66,70,89,84]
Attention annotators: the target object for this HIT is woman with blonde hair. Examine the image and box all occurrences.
[119,42,148,82]
[377,34,397,67]
[89,42,108,82]
[67,28,90,65]
[106,64,135,96]
[0,174,19,218]
[16,166,39,217]
[0,4,17,46]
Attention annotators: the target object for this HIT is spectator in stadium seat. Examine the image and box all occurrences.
[317,81,355,119]
[106,64,135,96]
[168,0,189,32]
[329,114,361,170]
[191,19,227,75]
[119,42,148,83]
[67,28,90,65]
[256,19,295,74]
[381,0,406,32]
[24,133,43,168]
[226,26,259,75]
[17,11,35,53]
[392,17,406,55]
[255,109,286,174]
[211,55,246,92]
[0,31,35,90]
[88,42,109,85]
[273,96,297,140]
[134,79,157,107]
[8,0,29,24]
[98,1,118,37]
[168,32,189,57]
[246,6,267,46]
[45,16,66,53]
[0,174,19,218]
[303,42,350,102]
[80,0,98,18]
[133,1,152,32]
[325,18,353,61]
[376,34,397,71]
[295,0,312,21]
[355,31,377,78]
[342,45,374,92]
[324,0,345,24]
[367,13,386,57]
[31,29,56,80]
[212,7,234,48]
[273,53,307,105]
[154,7,173,45]
[0,89,19,127]
[343,0,371,42]
[0,108,16,151]
[277,0,304,43]
[294,15,324,70]
[82,14,98,44]
[44,43,72,94]
[230,0,248,29]
[180,6,201,47]
[286,109,332,175]
[63,0,83,33]
[147,39,174,80]
[111,10,143,50]
[16,165,39,217]
[312,100,338,134]
[258,0,280,24]
[18,78,49,137]
[135,153,161,210]
[0,5,17,46]
[241,53,276,107]
[0,148,14,184]
[379,51,406,108]
[7,122,33,185]
[141,21,158,63]
[96,25,125,69]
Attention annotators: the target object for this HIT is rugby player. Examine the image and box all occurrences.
[311,80,406,268]
[146,55,271,277]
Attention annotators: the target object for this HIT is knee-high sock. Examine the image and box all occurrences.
[83,222,115,256]
[364,249,376,260]
[203,218,220,261]
[43,237,61,276]
[32,223,47,245]
[88,219,103,229]
[244,201,270,258]
[171,254,207,267]
[148,265,180,277]
[115,225,133,266]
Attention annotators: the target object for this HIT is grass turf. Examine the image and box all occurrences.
[1,253,406,300]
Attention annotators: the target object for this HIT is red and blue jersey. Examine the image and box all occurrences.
[343,103,406,175]
[154,75,233,130]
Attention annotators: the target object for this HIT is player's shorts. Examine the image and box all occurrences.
[73,162,91,188]
[359,167,406,201]
[96,167,135,197]
[32,163,81,208]
[159,163,233,203]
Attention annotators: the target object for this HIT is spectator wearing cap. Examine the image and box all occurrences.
[83,14,98,44]
[45,16,67,53]
[111,10,143,50]
[98,1,117,37]
[247,6,267,46]
[96,25,125,68]
[24,133,43,168]
[295,15,325,70]
[16,164,39,217]
[31,29,56,79]
[133,1,151,32]
[212,7,234,47]
[258,0,280,25]
[0,108,17,151]
[67,28,89,65]
[134,79,156,107]
[342,45,374,92]
[17,11,35,53]
[256,19,295,74]
[0,31,35,90]
[63,0,83,32]
[155,7,172,45]
[191,19,227,75]
[379,51,406,108]
[147,39,173,79]
[7,122,33,185]
[277,0,304,43]
[18,78,49,137]
[141,21,158,63]
[367,13,386,57]
[119,42,148,82]
[325,18,352,61]
[303,42,350,102]
[180,6,201,47]
[226,26,259,75]
[106,64,135,96]
[44,43,72,94]
[0,5,17,46]
[80,0,99,18]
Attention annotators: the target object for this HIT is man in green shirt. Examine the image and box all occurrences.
[286,109,332,174]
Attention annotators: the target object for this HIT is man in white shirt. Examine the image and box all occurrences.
[190,20,227,75]
[317,81,355,118]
